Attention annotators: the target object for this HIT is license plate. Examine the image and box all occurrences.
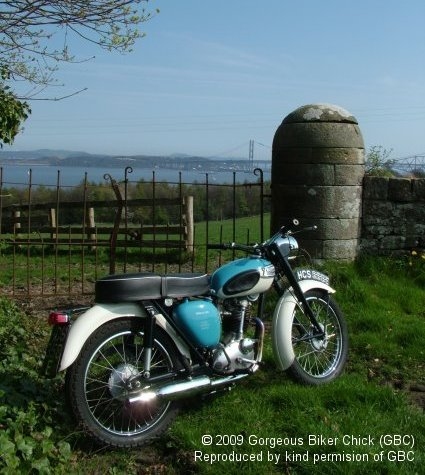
[295,268,330,286]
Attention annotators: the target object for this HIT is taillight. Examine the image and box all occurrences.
[48,311,70,326]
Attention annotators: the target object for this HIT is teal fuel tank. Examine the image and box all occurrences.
[210,256,275,299]
[173,299,221,349]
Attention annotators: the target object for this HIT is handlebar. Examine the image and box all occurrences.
[207,219,317,254]
[296,225,318,233]
[207,242,260,254]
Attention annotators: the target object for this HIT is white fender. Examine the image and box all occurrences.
[272,280,335,371]
[59,302,191,372]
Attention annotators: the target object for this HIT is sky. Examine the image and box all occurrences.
[4,0,425,161]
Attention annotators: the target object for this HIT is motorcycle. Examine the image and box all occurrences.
[42,219,348,448]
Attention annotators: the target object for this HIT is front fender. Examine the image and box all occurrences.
[272,280,335,371]
[59,302,190,372]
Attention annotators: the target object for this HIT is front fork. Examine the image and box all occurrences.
[275,258,325,336]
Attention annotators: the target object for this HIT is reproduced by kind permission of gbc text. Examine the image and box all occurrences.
[194,433,416,465]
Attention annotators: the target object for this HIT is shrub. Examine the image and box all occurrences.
[0,298,74,473]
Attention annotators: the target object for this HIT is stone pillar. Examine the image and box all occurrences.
[271,103,365,261]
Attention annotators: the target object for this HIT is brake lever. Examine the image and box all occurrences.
[290,225,318,235]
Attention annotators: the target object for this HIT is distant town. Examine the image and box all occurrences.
[0,149,271,173]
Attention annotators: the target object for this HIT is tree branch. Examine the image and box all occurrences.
[19,86,88,101]
[0,0,157,145]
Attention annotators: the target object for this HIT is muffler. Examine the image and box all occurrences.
[128,373,248,404]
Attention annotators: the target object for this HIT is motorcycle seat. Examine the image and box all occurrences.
[95,272,210,303]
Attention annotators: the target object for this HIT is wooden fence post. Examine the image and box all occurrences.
[49,208,57,240]
[13,210,21,238]
[184,195,194,253]
[87,207,96,244]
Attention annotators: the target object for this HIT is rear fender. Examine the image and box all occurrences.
[59,302,190,372]
[272,280,335,371]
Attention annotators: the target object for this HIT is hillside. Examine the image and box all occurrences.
[0,149,270,172]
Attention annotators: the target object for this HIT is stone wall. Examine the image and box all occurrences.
[270,103,425,260]
[361,176,425,255]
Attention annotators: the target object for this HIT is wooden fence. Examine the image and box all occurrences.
[1,196,193,275]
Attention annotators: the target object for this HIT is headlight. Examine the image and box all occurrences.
[274,236,299,259]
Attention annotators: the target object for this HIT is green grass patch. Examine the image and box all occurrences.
[1,254,425,473]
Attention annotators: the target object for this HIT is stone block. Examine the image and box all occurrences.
[323,239,359,260]
[380,235,406,251]
[335,164,364,186]
[309,218,361,240]
[359,239,378,254]
[361,224,393,239]
[271,148,312,164]
[272,163,335,185]
[412,179,425,200]
[310,147,365,165]
[388,178,413,202]
[362,200,393,221]
[362,176,389,200]
[272,184,362,219]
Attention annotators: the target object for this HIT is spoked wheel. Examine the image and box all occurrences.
[286,290,348,385]
[66,319,181,448]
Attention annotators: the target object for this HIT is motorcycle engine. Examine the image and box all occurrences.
[212,338,255,374]
[211,297,256,374]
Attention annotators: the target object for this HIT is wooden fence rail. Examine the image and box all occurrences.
[1,195,194,274]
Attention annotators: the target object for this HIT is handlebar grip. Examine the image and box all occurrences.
[207,243,228,250]
[233,243,258,253]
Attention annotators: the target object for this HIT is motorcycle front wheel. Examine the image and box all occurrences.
[286,290,348,385]
[66,318,181,448]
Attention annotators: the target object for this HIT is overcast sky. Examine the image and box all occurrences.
[4,0,425,161]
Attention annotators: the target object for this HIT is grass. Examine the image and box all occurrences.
[168,375,423,474]
[164,255,425,474]
[1,252,425,473]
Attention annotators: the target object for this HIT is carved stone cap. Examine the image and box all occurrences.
[282,103,358,124]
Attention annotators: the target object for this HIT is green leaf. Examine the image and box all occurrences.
[0,83,31,147]
[16,436,34,459]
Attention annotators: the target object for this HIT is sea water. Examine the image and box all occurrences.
[0,164,270,188]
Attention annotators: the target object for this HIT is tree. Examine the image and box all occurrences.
[0,69,30,145]
[365,145,395,177]
[0,0,157,146]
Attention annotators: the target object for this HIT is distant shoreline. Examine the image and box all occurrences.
[0,163,271,187]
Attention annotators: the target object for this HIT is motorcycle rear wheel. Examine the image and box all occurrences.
[286,290,348,385]
[66,318,181,448]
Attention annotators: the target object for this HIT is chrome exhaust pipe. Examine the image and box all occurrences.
[128,373,248,404]
[157,376,212,400]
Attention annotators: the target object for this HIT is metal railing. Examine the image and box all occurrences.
[0,167,269,297]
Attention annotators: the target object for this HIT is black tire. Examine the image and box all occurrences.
[66,318,181,448]
[286,290,348,385]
